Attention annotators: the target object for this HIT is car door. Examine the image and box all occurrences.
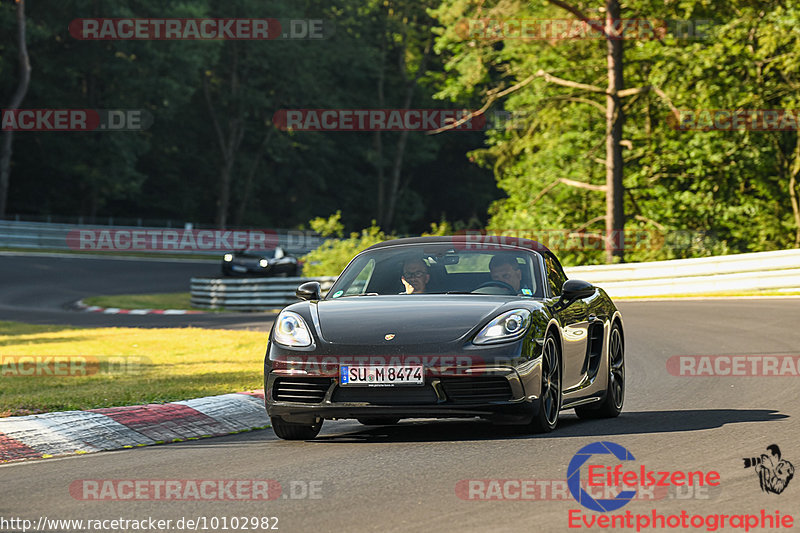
[545,254,590,391]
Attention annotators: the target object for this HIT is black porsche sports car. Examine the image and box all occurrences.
[264,236,624,440]
[221,246,301,277]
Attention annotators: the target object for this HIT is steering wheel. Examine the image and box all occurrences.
[472,280,516,294]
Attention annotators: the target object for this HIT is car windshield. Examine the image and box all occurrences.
[241,246,285,257]
[326,244,544,298]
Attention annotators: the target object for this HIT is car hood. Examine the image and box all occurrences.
[312,295,528,345]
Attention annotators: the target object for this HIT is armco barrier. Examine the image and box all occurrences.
[0,220,79,250]
[190,249,800,309]
[564,249,800,297]
[190,276,337,311]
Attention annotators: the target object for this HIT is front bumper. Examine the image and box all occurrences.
[264,370,538,425]
[222,262,272,276]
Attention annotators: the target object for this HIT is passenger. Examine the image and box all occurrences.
[400,258,430,294]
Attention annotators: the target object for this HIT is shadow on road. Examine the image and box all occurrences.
[552,408,788,437]
[311,409,788,443]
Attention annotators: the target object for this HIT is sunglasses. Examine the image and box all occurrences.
[403,271,427,279]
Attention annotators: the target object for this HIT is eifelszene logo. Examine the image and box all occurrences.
[567,441,721,512]
[743,445,794,494]
[568,441,637,512]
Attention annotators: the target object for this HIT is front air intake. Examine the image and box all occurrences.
[439,377,513,403]
[272,377,331,403]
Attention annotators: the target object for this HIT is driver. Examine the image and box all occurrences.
[401,257,430,294]
[489,255,527,294]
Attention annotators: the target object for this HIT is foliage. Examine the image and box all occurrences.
[431,0,800,264]
[301,213,391,276]
[0,0,495,233]
[2,0,799,263]
[301,212,467,276]
[309,210,345,238]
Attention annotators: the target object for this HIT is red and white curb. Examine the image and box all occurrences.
[0,390,268,463]
[74,299,204,315]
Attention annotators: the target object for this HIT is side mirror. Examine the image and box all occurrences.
[561,279,595,301]
[296,281,321,301]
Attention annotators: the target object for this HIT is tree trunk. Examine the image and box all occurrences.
[381,38,432,230]
[383,129,410,230]
[605,0,625,263]
[375,59,386,225]
[216,150,236,228]
[790,171,800,247]
[0,0,32,218]
[205,42,244,229]
[790,136,800,247]
[234,127,274,226]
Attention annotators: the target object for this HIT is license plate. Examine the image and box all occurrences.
[231,265,247,272]
[340,365,424,386]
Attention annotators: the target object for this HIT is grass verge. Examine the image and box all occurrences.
[81,292,283,313]
[83,292,197,310]
[0,321,268,416]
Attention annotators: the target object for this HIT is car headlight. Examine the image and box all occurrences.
[259,258,269,268]
[273,311,313,347]
[473,309,531,345]
[223,253,233,262]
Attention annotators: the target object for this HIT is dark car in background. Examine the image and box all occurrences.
[264,236,625,440]
[222,246,302,277]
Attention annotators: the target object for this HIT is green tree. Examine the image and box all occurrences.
[432,0,800,264]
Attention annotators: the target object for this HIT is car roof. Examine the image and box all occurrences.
[364,235,554,256]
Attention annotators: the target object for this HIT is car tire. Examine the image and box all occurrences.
[528,331,562,433]
[357,418,400,426]
[270,416,322,440]
[575,323,624,419]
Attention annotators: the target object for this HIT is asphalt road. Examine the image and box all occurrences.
[2,298,798,532]
[0,252,275,330]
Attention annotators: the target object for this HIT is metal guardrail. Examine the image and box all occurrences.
[191,276,337,311]
[190,249,800,310]
[0,220,324,256]
[0,220,80,250]
[565,249,800,297]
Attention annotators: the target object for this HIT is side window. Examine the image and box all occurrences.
[545,255,566,297]
[344,259,375,295]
